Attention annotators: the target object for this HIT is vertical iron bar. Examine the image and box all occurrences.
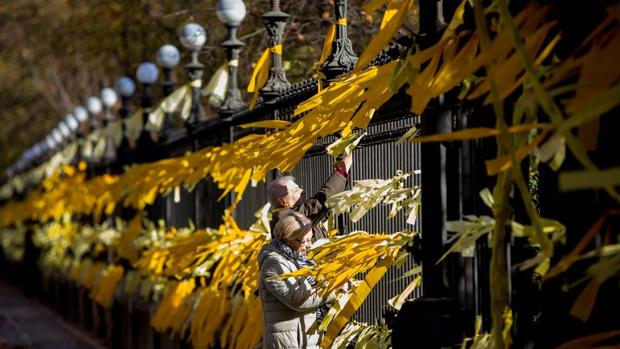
[220,26,246,114]
[260,0,291,102]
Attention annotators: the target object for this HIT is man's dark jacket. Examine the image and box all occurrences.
[270,171,347,241]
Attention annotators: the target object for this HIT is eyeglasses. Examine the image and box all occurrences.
[295,238,312,246]
[289,186,303,195]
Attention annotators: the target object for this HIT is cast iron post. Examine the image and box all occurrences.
[260,0,291,102]
[320,0,358,81]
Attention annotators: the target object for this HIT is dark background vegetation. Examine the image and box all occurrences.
[0,0,384,173]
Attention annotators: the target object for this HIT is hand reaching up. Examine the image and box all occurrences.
[342,152,353,173]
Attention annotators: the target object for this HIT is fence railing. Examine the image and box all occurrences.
[0,0,550,348]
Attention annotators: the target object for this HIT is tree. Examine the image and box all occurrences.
[0,0,380,174]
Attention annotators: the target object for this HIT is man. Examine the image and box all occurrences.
[267,153,352,241]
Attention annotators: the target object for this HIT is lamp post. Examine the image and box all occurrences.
[261,0,291,101]
[100,88,119,165]
[21,148,33,171]
[85,97,103,166]
[52,128,64,148]
[217,0,247,115]
[136,62,159,118]
[156,44,181,132]
[135,62,159,159]
[319,0,358,81]
[64,114,80,164]
[18,155,27,174]
[65,113,79,133]
[156,44,181,97]
[73,105,89,141]
[101,88,118,125]
[32,143,44,167]
[114,77,136,166]
[86,96,103,131]
[72,106,89,163]
[56,122,72,163]
[115,77,136,119]
[59,121,71,141]
[179,22,207,130]
[73,106,89,124]
[45,134,57,152]
[14,162,23,176]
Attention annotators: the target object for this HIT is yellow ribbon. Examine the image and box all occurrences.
[319,18,347,66]
[204,62,230,107]
[247,44,283,110]
[317,19,348,91]
[270,45,283,54]
[381,0,400,29]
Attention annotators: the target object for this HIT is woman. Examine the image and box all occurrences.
[258,209,334,349]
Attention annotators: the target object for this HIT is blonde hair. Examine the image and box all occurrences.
[273,210,312,241]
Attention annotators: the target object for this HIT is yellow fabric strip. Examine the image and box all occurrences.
[363,0,386,13]
[320,19,349,66]
[247,45,282,110]
[247,49,270,110]
[269,44,283,55]
[239,120,292,130]
[247,48,271,93]
[319,24,337,66]
[317,19,347,91]
[380,0,400,29]
[354,0,414,72]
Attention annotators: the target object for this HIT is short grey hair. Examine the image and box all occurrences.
[273,210,312,241]
[267,176,296,207]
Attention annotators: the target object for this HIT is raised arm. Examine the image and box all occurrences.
[298,168,347,219]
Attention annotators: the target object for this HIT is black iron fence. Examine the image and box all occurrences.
[0,1,525,348]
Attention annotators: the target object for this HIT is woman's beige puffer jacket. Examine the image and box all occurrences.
[258,242,334,349]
